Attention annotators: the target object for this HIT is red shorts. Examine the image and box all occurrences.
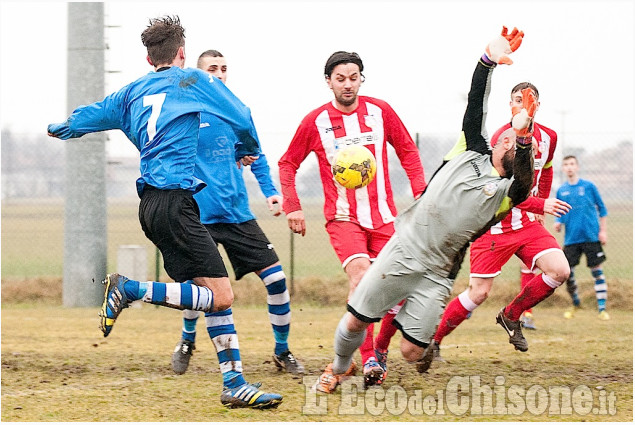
[325,220,395,268]
[470,222,561,277]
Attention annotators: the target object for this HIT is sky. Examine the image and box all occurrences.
[1,0,633,165]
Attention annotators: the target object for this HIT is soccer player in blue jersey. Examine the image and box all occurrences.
[171,49,304,378]
[554,155,610,320]
[47,16,282,409]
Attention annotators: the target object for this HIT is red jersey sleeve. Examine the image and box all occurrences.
[515,196,546,214]
[383,103,426,197]
[278,116,318,214]
[535,123,558,198]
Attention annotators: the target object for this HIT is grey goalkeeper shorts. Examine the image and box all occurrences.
[347,234,452,347]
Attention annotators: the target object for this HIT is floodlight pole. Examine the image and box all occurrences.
[63,2,107,307]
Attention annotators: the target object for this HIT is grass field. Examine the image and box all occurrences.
[1,302,632,421]
[2,199,633,421]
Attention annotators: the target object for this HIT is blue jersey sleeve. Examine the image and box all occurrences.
[249,153,279,199]
[591,183,608,217]
[47,87,131,140]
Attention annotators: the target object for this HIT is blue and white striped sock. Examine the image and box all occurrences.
[206,308,246,389]
[141,280,213,312]
[259,265,290,355]
[592,268,607,312]
[181,310,199,342]
[566,268,581,307]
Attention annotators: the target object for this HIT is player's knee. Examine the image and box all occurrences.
[345,312,368,332]
[547,263,570,284]
[471,287,489,304]
[468,281,491,304]
[213,289,234,311]
[400,339,424,362]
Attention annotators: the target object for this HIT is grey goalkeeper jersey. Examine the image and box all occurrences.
[395,150,513,278]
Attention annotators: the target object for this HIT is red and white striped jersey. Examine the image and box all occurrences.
[488,122,558,234]
[279,96,426,229]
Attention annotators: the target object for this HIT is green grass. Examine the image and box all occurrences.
[1,303,632,421]
[1,199,632,283]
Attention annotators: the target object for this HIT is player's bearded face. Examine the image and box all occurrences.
[328,64,362,107]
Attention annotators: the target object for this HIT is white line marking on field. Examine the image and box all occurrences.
[440,337,565,350]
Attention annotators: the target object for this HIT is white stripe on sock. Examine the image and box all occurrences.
[268,312,291,327]
[183,309,199,320]
[458,289,479,311]
[542,273,562,289]
[205,314,234,328]
[164,283,182,307]
[219,360,243,374]
[262,271,285,286]
[267,291,290,305]
[212,334,240,352]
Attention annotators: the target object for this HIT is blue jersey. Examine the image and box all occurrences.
[194,112,278,224]
[555,178,608,245]
[48,66,260,196]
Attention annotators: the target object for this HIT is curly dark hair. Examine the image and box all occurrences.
[324,51,364,78]
[141,15,186,66]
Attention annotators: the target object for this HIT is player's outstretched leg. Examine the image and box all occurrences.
[259,265,305,374]
[99,273,133,337]
[172,310,200,374]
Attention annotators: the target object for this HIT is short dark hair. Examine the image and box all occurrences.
[141,15,185,66]
[511,82,539,99]
[197,49,224,68]
[563,155,578,163]
[324,51,364,78]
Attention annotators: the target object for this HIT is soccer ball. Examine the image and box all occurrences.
[331,145,377,189]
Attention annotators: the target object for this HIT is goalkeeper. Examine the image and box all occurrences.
[314,26,551,393]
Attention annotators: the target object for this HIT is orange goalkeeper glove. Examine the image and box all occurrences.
[484,26,524,65]
[512,87,538,141]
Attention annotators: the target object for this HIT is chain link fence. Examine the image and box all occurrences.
[2,129,632,293]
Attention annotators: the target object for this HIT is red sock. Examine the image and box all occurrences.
[505,274,555,320]
[433,296,471,344]
[520,270,535,314]
[374,300,404,353]
[359,322,375,364]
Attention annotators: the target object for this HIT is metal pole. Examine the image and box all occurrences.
[63,3,107,307]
